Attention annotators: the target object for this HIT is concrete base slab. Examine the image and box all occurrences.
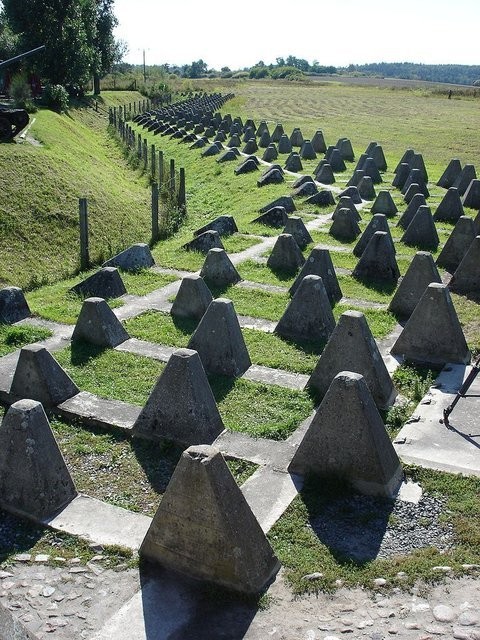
[397,480,423,504]
[57,391,140,431]
[44,494,151,550]
[240,467,303,533]
[244,364,309,390]
[394,364,480,476]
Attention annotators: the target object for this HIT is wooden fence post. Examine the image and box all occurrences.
[178,167,186,210]
[151,182,159,242]
[158,151,164,189]
[151,144,156,179]
[143,139,148,169]
[169,159,175,196]
[79,198,90,270]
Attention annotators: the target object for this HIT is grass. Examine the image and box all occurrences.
[384,364,436,434]
[0,323,52,356]
[269,467,480,594]
[54,341,314,440]
[26,269,177,324]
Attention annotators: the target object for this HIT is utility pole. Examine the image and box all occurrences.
[143,49,146,83]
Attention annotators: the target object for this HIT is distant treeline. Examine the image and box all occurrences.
[345,63,480,86]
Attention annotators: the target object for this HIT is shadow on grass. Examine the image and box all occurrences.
[171,315,198,336]
[131,436,183,496]
[352,274,398,296]
[268,265,299,283]
[208,374,237,404]
[0,509,46,563]
[70,340,107,366]
[301,475,394,565]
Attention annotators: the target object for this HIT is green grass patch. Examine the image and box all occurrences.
[383,364,436,434]
[237,259,296,287]
[26,269,176,324]
[55,343,165,405]
[269,467,480,594]
[0,323,53,356]
[338,275,394,304]
[214,286,289,321]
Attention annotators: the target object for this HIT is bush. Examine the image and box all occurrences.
[9,73,31,109]
[43,84,69,112]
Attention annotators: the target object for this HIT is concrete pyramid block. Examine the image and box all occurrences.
[103,244,155,271]
[436,216,477,273]
[474,211,480,235]
[252,206,288,228]
[328,148,346,172]
[140,445,280,594]
[258,129,271,148]
[329,208,361,242]
[183,230,224,254]
[292,181,317,197]
[243,138,259,154]
[394,149,415,174]
[338,186,362,204]
[10,345,79,407]
[358,175,376,200]
[290,372,403,497]
[275,275,335,343]
[388,251,441,318]
[256,121,269,137]
[333,196,360,221]
[397,194,427,229]
[259,196,295,214]
[242,126,255,142]
[194,215,238,237]
[449,235,480,295]
[290,128,304,147]
[353,214,394,257]
[403,183,423,204]
[290,247,342,302]
[354,153,367,172]
[353,231,400,283]
[285,153,303,172]
[0,286,31,324]
[283,216,313,250]
[401,205,439,250]
[72,297,129,347]
[171,275,213,321]
[311,130,327,153]
[410,153,429,183]
[392,162,410,190]
[391,283,470,365]
[315,163,335,184]
[70,267,126,299]
[201,143,221,157]
[363,158,382,184]
[462,179,480,209]
[217,149,238,163]
[0,399,77,519]
[437,158,462,189]
[234,156,259,175]
[347,169,366,187]
[278,134,292,154]
[271,123,284,142]
[300,139,317,160]
[188,298,251,377]
[401,169,429,197]
[337,138,355,162]
[267,234,305,272]
[307,311,396,409]
[133,349,224,445]
[306,190,336,206]
[371,191,398,217]
[200,248,241,287]
[262,144,278,162]
[453,164,477,196]
[227,134,241,148]
[257,167,284,187]
[292,175,313,189]
[433,187,464,222]
[370,144,387,171]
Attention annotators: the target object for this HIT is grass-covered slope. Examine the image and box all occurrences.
[0,92,151,289]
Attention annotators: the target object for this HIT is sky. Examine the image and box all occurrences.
[114,0,480,70]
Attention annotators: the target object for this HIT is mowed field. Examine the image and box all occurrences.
[194,78,480,178]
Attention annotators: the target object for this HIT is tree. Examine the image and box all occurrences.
[2,0,122,91]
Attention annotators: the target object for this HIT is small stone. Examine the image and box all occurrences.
[42,586,56,597]
[335,579,344,587]
[66,592,81,601]
[396,572,407,579]
[433,604,455,622]
[461,564,480,570]
[458,611,479,626]
[54,557,66,564]
[432,566,452,573]
[68,558,81,565]
[85,582,96,589]
[69,567,88,573]
[453,631,472,640]
[405,622,421,629]
[91,555,104,562]
[35,554,50,563]
[0,571,13,579]
[302,572,324,581]
[388,628,399,635]
[46,603,58,611]
[54,594,65,602]
[373,578,387,587]
[86,562,104,576]
[412,603,430,613]
[77,612,87,620]
[425,625,446,635]
[14,554,31,563]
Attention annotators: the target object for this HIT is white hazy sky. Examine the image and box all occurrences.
[114,0,480,70]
